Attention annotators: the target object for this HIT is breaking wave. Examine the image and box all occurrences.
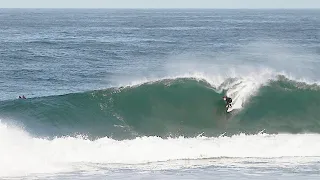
[1,74,320,139]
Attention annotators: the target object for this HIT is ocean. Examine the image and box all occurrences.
[0,9,320,179]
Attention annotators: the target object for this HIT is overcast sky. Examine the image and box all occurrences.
[1,0,320,9]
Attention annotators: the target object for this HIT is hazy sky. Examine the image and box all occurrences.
[1,0,320,9]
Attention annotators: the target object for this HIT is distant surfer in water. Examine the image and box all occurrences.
[19,95,26,99]
[223,96,232,108]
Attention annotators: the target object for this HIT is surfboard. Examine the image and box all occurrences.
[226,105,234,113]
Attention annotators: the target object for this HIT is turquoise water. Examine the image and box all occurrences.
[1,9,320,179]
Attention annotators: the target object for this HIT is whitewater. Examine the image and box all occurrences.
[1,9,320,180]
[2,121,320,178]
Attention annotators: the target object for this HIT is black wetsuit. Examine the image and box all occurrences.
[225,97,232,107]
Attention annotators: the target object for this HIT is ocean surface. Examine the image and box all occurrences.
[0,9,320,179]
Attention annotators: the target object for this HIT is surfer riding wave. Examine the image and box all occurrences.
[223,96,232,109]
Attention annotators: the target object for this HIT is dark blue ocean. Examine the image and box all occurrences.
[1,9,320,180]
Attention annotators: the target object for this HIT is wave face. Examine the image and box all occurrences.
[1,76,320,139]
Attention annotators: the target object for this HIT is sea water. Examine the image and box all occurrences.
[0,9,320,180]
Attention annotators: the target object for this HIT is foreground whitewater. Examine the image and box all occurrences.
[1,121,320,178]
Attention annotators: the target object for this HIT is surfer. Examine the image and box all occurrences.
[19,95,26,99]
[223,96,232,108]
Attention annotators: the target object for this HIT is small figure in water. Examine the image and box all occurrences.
[223,95,232,108]
[19,95,26,99]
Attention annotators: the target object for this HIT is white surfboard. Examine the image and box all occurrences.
[226,105,234,113]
